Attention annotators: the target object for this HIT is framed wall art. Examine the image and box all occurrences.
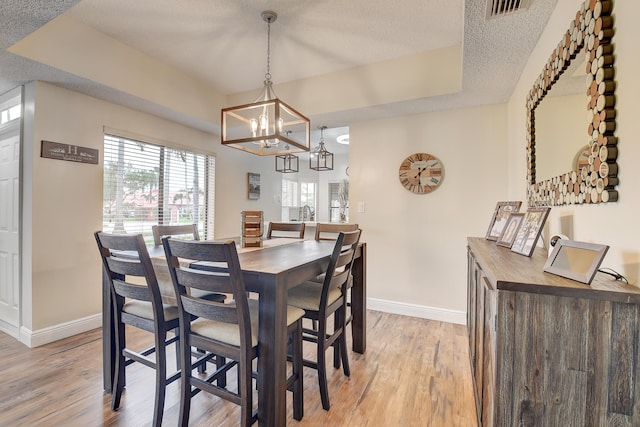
[496,212,525,248]
[247,172,260,200]
[485,201,522,241]
[511,207,551,257]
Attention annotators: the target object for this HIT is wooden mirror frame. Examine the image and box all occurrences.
[527,0,617,206]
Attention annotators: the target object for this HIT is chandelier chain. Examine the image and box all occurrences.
[265,20,272,82]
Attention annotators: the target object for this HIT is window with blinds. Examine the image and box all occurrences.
[102,134,215,243]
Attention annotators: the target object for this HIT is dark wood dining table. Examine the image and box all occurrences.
[102,238,367,426]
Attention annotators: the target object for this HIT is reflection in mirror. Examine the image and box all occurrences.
[534,49,586,181]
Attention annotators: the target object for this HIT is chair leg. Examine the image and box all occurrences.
[174,327,181,371]
[153,330,167,427]
[196,347,206,374]
[333,311,341,370]
[317,324,331,410]
[111,315,126,411]
[178,335,193,427]
[339,309,350,377]
[239,358,253,427]
[292,320,304,421]
[333,344,340,369]
[217,356,227,388]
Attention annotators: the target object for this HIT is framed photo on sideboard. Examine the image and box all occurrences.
[510,207,551,257]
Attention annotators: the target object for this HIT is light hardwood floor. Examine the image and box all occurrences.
[0,311,477,426]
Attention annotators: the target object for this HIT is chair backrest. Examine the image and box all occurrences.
[320,229,362,309]
[162,238,253,349]
[94,231,165,319]
[314,223,359,241]
[152,224,199,246]
[266,222,306,239]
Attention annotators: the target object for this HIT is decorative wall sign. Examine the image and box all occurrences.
[41,140,99,165]
[247,172,261,200]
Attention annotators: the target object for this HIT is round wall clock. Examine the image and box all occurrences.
[398,152,444,194]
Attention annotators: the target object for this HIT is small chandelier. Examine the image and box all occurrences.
[221,10,310,156]
[309,125,334,171]
[275,145,299,173]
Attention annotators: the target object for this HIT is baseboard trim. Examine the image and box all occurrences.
[368,298,466,325]
[0,319,19,340]
[14,299,465,348]
[19,314,102,348]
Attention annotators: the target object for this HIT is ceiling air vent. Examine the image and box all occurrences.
[487,0,531,18]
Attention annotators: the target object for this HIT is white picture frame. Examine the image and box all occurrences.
[543,239,609,284]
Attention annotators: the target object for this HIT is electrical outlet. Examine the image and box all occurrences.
[357,202,365,213]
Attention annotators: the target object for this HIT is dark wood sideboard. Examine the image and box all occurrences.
[467,237,640,426]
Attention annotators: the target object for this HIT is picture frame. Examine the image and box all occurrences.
[510,207,551,257]
[485,201,522,241]
[247,172,260,200]
[543,239,609,284]
[496,212,525,248]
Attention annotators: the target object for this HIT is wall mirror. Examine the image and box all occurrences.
[527,0,618,206]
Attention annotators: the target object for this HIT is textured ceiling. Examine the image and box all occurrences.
[66,0,464,95]
[0,0,558,134]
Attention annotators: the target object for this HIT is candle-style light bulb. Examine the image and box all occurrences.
[259,114,268,133]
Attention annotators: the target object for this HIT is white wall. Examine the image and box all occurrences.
[507,0,640,285]
[212,144,285,239]
[349,104,508,318]
[21,81,268,338]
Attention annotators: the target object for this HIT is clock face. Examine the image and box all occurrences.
[398,152,444,194]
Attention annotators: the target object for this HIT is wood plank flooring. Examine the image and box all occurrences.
[0,311,477,426]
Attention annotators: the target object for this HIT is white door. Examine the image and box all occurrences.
[0,92,21,337]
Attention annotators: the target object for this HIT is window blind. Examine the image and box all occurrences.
[102,134,215,243]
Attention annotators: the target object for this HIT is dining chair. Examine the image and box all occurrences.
[94,231,181,427]
[314,223,359,241]
[162,238,305,426]
[311,223,360,331]
[152,223,200,246]
[287,229,362,410]
[153,223,226,309]
[266,221,306,239]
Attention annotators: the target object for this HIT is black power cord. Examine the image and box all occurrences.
[598,267,629,284]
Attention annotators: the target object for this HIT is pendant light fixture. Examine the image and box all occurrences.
[276,131,299,173]
[309,125,334,171]
[221,10,310,156]
[275,146,300,173]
